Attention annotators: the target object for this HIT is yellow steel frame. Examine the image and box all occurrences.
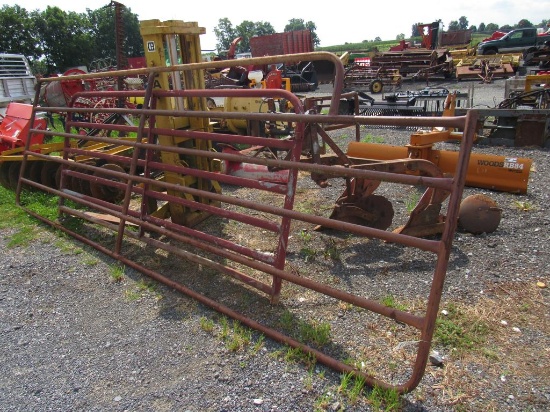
[139,20,221,226]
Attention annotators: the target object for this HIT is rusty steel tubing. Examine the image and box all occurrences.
[49,191,426,331]
[59,86,468,130]
[37,52,346,115]
[399,109,480,391]
[47,101,468,130]
[21,201,403,392]
[16,65,481,393]
[47,152,446,253]
[18,161,428,330]
[67,148,290,195]
[32,124,456,192]
[27,153,444,254]
[61,176,279,268]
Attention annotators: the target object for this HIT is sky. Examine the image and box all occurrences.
[5,0,550,51]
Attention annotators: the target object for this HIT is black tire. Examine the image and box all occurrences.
[484,49,498,55]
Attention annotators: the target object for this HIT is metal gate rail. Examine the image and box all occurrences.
[16,62,477,393]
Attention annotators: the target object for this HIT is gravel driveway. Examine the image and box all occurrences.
[0,76,548,411]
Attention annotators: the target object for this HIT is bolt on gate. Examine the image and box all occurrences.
[15,33,477,393]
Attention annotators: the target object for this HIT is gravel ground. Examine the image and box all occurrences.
[1,76,549,411]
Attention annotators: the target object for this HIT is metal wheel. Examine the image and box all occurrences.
[0,162,12,190]
[28,161,45,186]
[89,163,126,203]
[40,161,61,189]
[206,98,217,110]
[8,161,21,190]
[369,80,384,94]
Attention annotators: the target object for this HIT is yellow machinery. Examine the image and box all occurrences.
[139,20,221,226]
[524,74,550,91]
[346,94,532,194]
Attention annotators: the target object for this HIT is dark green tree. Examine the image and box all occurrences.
[234,20,275,53]
[411,23,419,38]
[499,24,513,31]
[517,19,533,28]
[86,3,143,68]
[448,20,460,31]
[235,20,256,52]
[254,21,275,37]
[485,23,499,32]
[33,6,94,74]
[284,18,320,46]
[0,5,41,60]
[214,18,237,54]
[478,22,486,32]
[458,16,469,30]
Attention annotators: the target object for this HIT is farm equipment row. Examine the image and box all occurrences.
[0,19,537,395]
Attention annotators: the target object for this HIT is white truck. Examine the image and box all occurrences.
[0,53,36,116]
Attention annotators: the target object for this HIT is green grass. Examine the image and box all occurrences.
[0,186,58,246]
[279,310,332,347]
[367,385,402,411]
[109,263,125,282]
[434,303,490,353]
[323,238,341,261]
[513,200,535,211]
[380,294,408,311]
[317,33,487,55]
[124,289,140,301]
[360,133,385,144]
[404,190,422,214]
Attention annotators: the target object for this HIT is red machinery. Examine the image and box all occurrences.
[0,103,46,152]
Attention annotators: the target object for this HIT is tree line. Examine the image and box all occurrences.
[0,4,143,75]
[213,18,320,55]
[1,3,548,75]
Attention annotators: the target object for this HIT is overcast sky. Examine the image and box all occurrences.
[5,0,550,50]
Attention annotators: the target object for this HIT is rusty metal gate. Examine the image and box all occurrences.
[14,52,478,393]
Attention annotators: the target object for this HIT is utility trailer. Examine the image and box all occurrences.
[249,30,319,92]
[0,54,36,115]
